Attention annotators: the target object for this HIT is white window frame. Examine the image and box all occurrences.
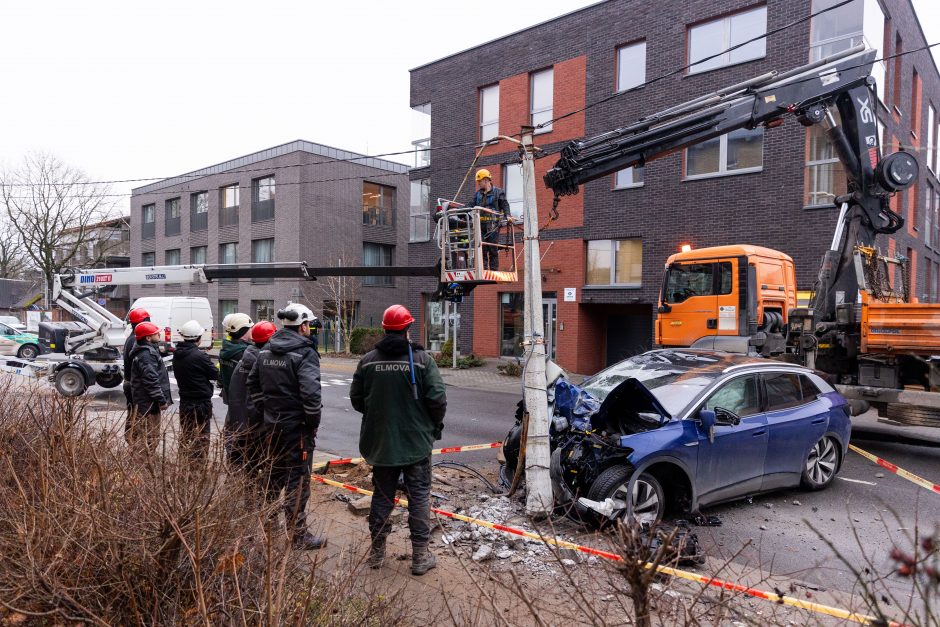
[614,166,644,189]
[411,103,431,169]
[616,41,647,92]
[503,163,525,219]
[585,239,642,288]
[530,68,553,133]
[409,178,431,243]
[688,6,767,75]
[684,130,764,180]
[480,84,499,142]
[929,104,937,174]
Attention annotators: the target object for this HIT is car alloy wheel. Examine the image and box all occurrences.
[17,344,38,359]
[589,465,665,526]
[802,436,838,489]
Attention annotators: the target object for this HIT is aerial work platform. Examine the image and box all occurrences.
[436,199,517,284]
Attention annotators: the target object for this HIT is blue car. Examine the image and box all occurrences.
[502,349,851,525]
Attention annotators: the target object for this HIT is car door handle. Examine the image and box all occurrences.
[752,429,766,436]
[811,418,826,424]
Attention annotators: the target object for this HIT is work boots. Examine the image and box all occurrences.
[367,538,386,569]
[292,531,327,550]
[411,545,437,576]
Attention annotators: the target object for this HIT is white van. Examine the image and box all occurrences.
[127,297,214,348]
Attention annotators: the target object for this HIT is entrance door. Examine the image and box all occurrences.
[606,309,653,366]
[542,297,557,360]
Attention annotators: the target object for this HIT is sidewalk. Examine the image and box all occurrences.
[320,355,586,394]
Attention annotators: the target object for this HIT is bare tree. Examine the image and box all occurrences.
[0,218,28,278]
[312,250,362,353]
[0,153,116,302]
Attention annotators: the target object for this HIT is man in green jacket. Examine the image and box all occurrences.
[350,304,447,575]
[219,312,253,466]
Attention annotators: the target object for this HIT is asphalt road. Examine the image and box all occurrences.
[85,363,940,603]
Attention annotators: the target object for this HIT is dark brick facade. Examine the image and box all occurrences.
[130,141,409,331]
[408,0,940,375]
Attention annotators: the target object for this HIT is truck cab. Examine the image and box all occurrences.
[656,245,796,356]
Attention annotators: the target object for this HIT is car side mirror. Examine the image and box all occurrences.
[714,407,741,426]
[698,409,716,444]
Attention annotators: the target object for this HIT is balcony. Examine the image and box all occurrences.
[141,221,155,240]
[220,205,239,227]
[252,199,274,223]
[165,216,181,236]
[191,211,208,231]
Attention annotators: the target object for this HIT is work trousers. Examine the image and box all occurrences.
[263,430,315,537]
[482,227,500,270]
[126,404,162,453]
[179,400,213,462]
[369,457,432,547]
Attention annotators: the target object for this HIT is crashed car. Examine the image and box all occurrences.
[501,349,851,525]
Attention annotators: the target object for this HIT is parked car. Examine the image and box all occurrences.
[0,322,41,359]
[500,349,851,525]
[126,297,214,349]
[0,315,27,333]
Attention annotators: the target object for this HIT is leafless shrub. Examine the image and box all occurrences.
[0,383,407,626]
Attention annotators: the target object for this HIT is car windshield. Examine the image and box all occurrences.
[581,352,722,416]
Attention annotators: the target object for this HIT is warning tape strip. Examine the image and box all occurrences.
[312,441,502,472]
[849,444,940,496]
[311,475,892,625]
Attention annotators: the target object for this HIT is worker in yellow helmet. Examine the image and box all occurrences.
[472,168,510,270]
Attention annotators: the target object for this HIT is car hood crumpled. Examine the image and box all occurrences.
[553,377,671,434]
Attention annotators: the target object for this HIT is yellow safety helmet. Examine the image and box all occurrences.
[475,168,492,182]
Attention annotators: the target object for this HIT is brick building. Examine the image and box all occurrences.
[407,0,940,375]
[130,140,410,331]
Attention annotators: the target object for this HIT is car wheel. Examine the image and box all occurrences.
[588,465,664,526]
[54,368,87,397]
[16,343,39,360]
[801,436,839,490]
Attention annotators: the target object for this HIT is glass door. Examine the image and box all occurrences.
[542,296,557,360]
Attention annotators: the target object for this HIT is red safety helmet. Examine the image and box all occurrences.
[128,308,151,325]
[251,321,277,344]
[134,321,160,341]
[382,304,414,331]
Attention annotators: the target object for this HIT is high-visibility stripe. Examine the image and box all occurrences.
[311,475,894,625]
[849,444,940,495]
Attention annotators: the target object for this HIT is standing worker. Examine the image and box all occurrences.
[226,320,277,475]
[220,312,253,463]
[246,303,326,550]
[350,304,447,575]
[128,321,172,452]
[172,320,218,462]
[472,168,510,270]
[123,308,151,413]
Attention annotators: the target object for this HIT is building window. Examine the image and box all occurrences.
[251,238,274,284]
[218,300,238,333]
[191,245,207,265]
[409,179,431,242]
[411,103,431,169]
[141,204,155,240]
[688,6,767,74]
[686,128,763,178]
[893,33,903,111]
[912,182,921,231]
[810,0,885,103]
[362,182,395,226]
[190,191,208,231]
[926,186,933,248]
[616,41,646,92]
[165,249,180,266]
[805,113,847,207]
[252,300,275,322]
[615,166,644,189]
[220,184,239,227]
[928,104,937,174]
[219,241,237,264]
[252,176,275,222]
[141,251,155,266]
[480,84,499,142]
[586,239,642,286]
[165,198,181,236]
[503,163,524,219]
[363,242,393,286]
[499,292,524,357]
[530,68,553,133]
[911,69,922,137]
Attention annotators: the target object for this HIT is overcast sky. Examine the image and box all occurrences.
[0,0,937,217]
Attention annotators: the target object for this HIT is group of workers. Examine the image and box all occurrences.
[121,302,448,575]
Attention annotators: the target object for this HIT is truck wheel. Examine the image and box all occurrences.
[886,403,940,427]
[95,373,123,389]
[55,368,87,397]
[16,344,39,360]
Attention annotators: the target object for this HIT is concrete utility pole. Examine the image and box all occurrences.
[519,127,552,517]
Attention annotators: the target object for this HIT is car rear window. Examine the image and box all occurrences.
[763,372,804,411]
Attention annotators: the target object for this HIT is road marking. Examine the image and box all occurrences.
[838,477,877,486]
[849,443,940,496]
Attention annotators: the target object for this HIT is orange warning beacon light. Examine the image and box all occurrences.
[680,243,693,253]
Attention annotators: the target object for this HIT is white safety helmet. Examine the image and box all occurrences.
[222,312,254,335]
[179,320,206,341]
[277,302,317,327]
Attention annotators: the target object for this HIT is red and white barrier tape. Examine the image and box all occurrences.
[849,444,940,496]
[311,475,893,625]
[312,441,501,472]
